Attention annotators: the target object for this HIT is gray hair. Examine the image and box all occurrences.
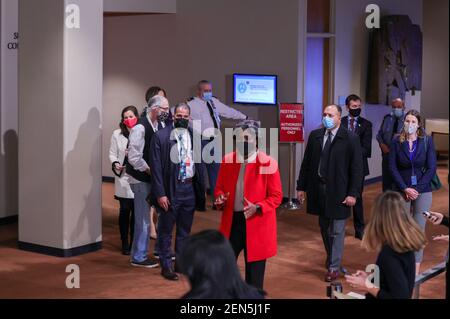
[148,95,168,110]
[174,102,191,115]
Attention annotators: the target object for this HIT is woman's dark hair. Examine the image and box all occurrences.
[178,230,264,299]
[119,105,139,138]
[145,86,167,104]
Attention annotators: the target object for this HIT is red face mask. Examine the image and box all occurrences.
[123,117,138,128]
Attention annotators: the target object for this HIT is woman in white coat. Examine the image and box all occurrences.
[109,106,139,255]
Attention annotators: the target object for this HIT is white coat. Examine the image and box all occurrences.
[109,129,134,199]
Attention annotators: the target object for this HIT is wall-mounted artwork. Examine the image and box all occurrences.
[366,15,422,105]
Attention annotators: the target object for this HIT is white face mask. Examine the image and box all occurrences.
[405,123,418,135]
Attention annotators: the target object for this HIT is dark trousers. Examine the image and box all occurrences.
[202,139,220,195]
[156,181,196,269]
[118,198,134,245]
[382,153,394,191]
[229,211,266,290]
[352,180,365,235]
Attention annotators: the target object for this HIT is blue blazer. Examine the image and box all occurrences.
[388,135,437,193]
[149,125,206,211]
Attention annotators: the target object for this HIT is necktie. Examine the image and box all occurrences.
[178,133,187,181]
[319,132,333,178]
[350,118,355,132]
[207,101,219,130]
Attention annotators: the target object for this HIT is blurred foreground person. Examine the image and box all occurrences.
[178,230,264,299]
[345,191,427,299]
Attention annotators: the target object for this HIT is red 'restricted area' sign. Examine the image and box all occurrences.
[279,103,304,143]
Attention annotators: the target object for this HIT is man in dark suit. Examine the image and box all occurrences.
[341,95,372,240]
[297,104,364,282]
[150,103,206,281]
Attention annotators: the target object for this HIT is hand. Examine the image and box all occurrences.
[342,196,357,207]
[214,192,230,210]
[345,270,369,291]
[158,196,170,212]
[114,163,124,171]
[404,188,419,201]
[380,143,390,154]
[146,168,151,175]
[297,191,306,205]
[243,197,258,219]
[433,235,449,243]
[429,212,444,225]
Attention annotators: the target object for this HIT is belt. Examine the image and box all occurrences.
[178,177,193,184]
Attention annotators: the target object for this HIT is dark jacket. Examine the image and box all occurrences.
[150,125,206,211]
[388,135,437,193]
[342,116,372,176]
[367,245,415,299]
[296,126,364,219]
[376,113,405,148]
[125,116,163,183]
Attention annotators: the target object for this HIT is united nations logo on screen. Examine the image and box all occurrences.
[238,82,247,94]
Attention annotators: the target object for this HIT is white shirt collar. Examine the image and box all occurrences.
[326,125,339,137]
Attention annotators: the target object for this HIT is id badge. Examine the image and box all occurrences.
[411,175,418,186]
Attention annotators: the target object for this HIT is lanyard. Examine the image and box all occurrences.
[408,140,418,185]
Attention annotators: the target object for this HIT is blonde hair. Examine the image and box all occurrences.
[399,109,426,143]
[362,191,427,253]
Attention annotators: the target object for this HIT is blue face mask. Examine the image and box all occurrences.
[322,117,335,130]
[203,92,213,101]
[393,108,404,118]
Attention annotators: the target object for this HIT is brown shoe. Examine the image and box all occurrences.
[325,270,340,282]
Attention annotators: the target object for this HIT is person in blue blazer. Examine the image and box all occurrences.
[150,103,206,281]
[389,109,437,275]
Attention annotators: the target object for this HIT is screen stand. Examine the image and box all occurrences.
[281,143,300,210]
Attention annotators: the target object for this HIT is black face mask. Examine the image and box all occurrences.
[174,118,189,129]
[238,141,257,157]
[349,108,361,117]
[157,111,169,123]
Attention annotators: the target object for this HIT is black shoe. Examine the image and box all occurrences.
[122,241,130,255]
[161,267,179,281]
[130,258,159,268]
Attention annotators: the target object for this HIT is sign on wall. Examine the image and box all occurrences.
[279,103,304,143]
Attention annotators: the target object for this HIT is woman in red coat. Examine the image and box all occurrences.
[214,120,283,289]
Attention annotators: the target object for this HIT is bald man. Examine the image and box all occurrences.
[376,98,406,191]
[297,105,364,282]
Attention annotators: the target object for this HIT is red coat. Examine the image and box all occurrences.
[214,151,283,262]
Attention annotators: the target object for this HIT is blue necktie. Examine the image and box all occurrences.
[178,133,187,181]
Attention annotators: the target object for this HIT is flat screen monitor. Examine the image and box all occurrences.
[233,74,277,105]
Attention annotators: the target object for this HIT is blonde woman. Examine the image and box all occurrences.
[345,191,427,299]
[388,109,437,274]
